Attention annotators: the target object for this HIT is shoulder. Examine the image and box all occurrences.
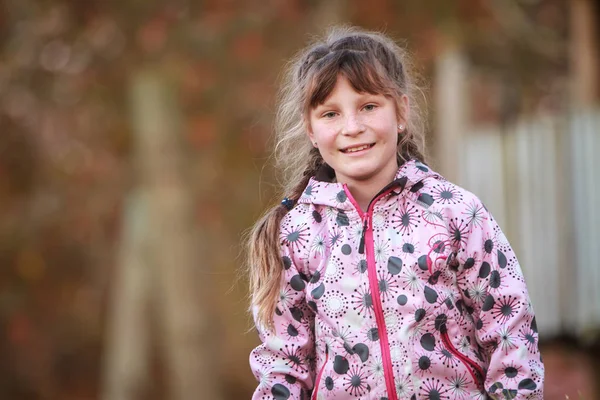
[418,174,486,216]
[414,175,493,246]
[279,202,326,273]
[280,202,320,233]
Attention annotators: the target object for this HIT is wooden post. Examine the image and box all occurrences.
[434,40,468,183]
[570,0,599,107]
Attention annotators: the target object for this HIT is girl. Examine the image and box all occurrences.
[247,26,544,400]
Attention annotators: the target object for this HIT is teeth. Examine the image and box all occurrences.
[345,144,370,153]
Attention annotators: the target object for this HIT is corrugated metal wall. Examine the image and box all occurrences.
[569,109,600,338]
[457,108,600,340]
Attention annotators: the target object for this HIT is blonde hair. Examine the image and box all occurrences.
[247,25,429,330]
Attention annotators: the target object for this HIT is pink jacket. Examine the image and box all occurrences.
[250,159,544,399]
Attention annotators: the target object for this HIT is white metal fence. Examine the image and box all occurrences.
[457,108,600,340]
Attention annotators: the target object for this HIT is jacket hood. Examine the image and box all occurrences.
[297,158,440,211]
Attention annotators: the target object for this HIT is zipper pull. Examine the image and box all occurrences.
[358,216,369,254]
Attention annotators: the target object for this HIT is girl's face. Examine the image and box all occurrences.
[307,74,408,190]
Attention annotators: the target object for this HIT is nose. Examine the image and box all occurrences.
[341,114,365,136]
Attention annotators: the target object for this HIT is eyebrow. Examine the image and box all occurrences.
[313,102,336,110]
[314,94,381,110]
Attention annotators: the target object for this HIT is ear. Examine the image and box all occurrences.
[396,94,410,127]
[306,124,315,141]
[305,116,315,143]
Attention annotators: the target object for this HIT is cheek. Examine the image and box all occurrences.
[373,123,398,140]
[367,112,397,134]
[313,125,338,144]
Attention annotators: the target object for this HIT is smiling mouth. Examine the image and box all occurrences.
[341,143,375,153]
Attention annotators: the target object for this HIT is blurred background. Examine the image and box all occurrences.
[0,0,598,399]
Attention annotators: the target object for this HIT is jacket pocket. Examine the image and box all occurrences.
[440,331,485,390]
[311,347,329,400]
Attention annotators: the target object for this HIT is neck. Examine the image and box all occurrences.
[343,168,398,213]
[348,184,380,213]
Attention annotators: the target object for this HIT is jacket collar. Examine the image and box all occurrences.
[297,158,440,211]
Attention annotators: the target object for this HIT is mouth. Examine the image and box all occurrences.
[340,143,375,153]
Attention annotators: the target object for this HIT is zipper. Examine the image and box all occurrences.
[440,331,485,391]
[358,217,369,254]
[311,347,329,400]
[343,184,399,400]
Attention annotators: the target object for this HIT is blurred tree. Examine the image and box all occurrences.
[103,67,220,400]
[102,191,153,400]
[134,68,220,400]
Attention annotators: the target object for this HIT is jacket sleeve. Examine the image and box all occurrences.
[454,198,544,399]
[249,244,316,400]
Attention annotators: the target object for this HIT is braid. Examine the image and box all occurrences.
[248,149,324,331]
[281,148,324,209]
[399,129,426,163]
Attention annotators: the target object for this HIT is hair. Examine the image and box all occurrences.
[246,25,429,330]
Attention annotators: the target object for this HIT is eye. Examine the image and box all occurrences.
[322,111,337,119]
[363,104,377,111]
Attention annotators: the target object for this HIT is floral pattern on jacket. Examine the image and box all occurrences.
[250,159,544,400]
